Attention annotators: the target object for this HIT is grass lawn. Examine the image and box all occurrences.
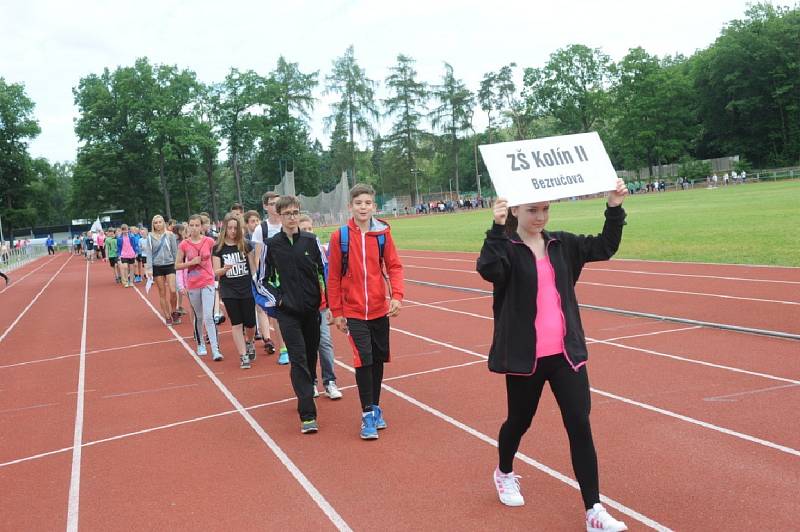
[316,180,800,266]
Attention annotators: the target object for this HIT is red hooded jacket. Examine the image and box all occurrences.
[327,217,404,320]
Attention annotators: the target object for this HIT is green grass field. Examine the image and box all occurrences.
[317,180,800,266]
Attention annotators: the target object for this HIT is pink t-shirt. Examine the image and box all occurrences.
[534,257,566,358]
[120,235,136,259]
[179,237,216,290]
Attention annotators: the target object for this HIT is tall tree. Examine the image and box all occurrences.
[258,56,320,194]
[150,64,202,219]
[0,78,41,234]
[384,54,428,203]
[215,68,265,204]
[611,48,699,175]
[523,44,613,134]
[691,3,800,166]
[430,63,473,196]
[324,45,378,185]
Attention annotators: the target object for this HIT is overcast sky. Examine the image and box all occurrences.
[1,0,760,163]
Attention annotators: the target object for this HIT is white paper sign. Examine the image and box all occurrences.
[479,132,618,206]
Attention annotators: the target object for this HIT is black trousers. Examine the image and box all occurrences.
[497,355,599,510]
[47,246,55,255]
[277,309,321,422]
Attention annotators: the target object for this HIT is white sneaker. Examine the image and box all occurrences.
[325,382,343,400]
[313,385,320,398]
[493,467,524,506]
[586,503,627,532]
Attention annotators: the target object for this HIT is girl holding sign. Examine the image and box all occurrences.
[478,178,629,532]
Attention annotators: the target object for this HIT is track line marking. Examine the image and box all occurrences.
[0,332,230,370]
[132,286,352,532]
[0,402,59,415]
[0,254,73,345]
[580,281,800,306]
[403,297,799,385]
[588,326,702,343]
[405,264,799,305]
[588,339,800,386]
[101,383,200,399]
[592,387,800,456]
[66,259,89,531]
[401,251,800,270]
[389,323,800,457]
[703,383,800,402]
[0,255,59,294]
[0,360,494,468]
[335,358,672,532]
[583,267,800,285]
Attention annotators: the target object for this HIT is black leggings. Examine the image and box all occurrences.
[498,355,599,510]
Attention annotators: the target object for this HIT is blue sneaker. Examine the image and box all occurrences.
[360,411,378,440]
[277,349,289,365]
[373,405,387,430]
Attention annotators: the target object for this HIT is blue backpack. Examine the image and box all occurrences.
[338,225,385,277]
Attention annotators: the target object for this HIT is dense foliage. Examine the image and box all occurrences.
[0,3,797,232]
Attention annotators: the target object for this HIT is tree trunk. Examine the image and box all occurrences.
[205,151,218,222]
[473,135,481,199]
[348,103,355,187]
[184,175,191,220]
[232,150,243,206]
[159,149,172,219]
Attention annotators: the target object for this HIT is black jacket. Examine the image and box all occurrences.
[265,230,326,315]
[476,204,626,375]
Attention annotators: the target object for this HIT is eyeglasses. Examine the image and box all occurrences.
[281,210,301,218]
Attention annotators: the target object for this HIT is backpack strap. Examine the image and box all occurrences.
[339,225,349,276]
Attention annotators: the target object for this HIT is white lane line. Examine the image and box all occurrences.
[2,360,480,469]
[403,297,798,386]
[66,259,90,532]
[132,287,352,532]
[405,263,799,305]
[404,295,491,309]
[101,383,200,399]
[588,339,800,386]
[0,333,230,371]
[0,402,59,415]
[389,322,800,457]
[0,255,59,294]
[583,267,800,285]
[0,255,73,345]
[592,387,800,457]
[401,251,800,270]
[704,383,800,402]
[588,326,702,344]
[580,281,800,306]
[335,358,672,532]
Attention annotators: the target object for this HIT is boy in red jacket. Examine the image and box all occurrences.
[327,183,404,440]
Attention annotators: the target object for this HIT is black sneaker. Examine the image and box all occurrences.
[264,338,276,355]
[246,341,256,361]
[214,314,226,325]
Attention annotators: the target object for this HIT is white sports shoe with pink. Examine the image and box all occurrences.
[586,503,627,531]
[493,467,524,506]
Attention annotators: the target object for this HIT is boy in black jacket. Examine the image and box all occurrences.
[264,196,328,434]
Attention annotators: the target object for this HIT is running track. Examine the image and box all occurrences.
[1,251,798,530]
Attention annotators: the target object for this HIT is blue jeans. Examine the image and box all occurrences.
[318,310,336,384]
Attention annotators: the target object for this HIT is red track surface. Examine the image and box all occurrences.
[1,251,799,531]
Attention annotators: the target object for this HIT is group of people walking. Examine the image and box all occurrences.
[68,178,631,531]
